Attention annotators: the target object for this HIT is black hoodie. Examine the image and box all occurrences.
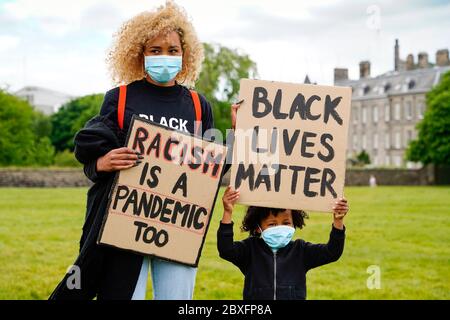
[49,80,215,299]
[217,222,345,300]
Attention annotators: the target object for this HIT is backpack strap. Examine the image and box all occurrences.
[189,90,202,136]
[117,85,127,130]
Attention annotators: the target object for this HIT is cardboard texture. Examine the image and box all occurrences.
[98,116,227,266]
[230,79,352,212]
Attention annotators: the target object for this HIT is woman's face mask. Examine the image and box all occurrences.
[260,225,295,251]
[144,55,182,84]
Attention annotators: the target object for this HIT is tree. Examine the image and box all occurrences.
[356,150,371,166]
[50,94,104,152]
[196,43,258,138]
[0,90,55,166]
[406,70,450,165]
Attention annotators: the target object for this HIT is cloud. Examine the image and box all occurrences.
[79,3,126,35]
[0,35,20,52]
[0,0,449,95]
[214,0,450,44]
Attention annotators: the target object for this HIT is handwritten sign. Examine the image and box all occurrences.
[230,79,351,212]
[98,116,227,266]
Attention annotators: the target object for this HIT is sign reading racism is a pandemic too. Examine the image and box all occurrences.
[98,116,227,266]
[230,79,352,212]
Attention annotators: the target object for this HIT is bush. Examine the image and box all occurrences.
[406,70,450,165]
[0,90,55,166]
[53,150,82,167]
[50,94,104,152]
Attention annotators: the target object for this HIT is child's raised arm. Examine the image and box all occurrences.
[217,186,251,272]
[221,186,240,224]
[332,197,349,230]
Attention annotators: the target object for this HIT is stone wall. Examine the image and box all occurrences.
[344,166,435,186]
[0,168,91,187]
[0,165,445,188]
[220,165,440,187]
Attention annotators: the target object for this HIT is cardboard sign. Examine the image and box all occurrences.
[98,116,227,267]
[230,79,351,212]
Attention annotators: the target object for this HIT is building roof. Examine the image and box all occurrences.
[15,86,73,99]
[14,86,75,114]
[335,65,450,101]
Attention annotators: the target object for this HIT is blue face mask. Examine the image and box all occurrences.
[144,55,182,84]
[260,225,295,251]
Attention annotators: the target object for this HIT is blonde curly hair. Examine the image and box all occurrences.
[107,1,204,88]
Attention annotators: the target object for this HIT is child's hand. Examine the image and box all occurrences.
[223,186,240,213]
[221,186,240,224]
[332,198,348,230]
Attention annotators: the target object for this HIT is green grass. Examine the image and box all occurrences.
[0,186,449,300]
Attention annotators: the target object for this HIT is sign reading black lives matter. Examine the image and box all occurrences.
[98,116,227,266]
[231,79,352,213]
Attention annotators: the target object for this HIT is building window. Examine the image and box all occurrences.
[362,107,367,124]
[373,133,378,150]
[353,106,359,124]
[417,102,425,119]
[406,130,413,147]
[384,132,390,149]
[363,86,370,95]
[362,134,367,150]
[373,106,378,123]
[384,104,390,122]
[394,103,401,120]
[394,155,402,167]
[26,94,34,105]
[406,101,412,120]
[395,132,401,149]
[353,135,358,151]
[385,155,390,166]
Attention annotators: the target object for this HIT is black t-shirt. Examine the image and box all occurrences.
[100,78,214,136]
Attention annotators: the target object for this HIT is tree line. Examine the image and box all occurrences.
[0,43,257,167]
[1,50,448,167]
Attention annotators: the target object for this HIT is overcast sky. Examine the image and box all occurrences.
[0,0,449,96]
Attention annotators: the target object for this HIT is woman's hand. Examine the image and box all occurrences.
[231,99,244,130]
[332,198,348,230]
[96,147,143,172]
[222,186,240,224]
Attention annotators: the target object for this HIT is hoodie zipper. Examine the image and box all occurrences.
[273,251,277,300]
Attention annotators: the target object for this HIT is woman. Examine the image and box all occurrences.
[50,2,234,300]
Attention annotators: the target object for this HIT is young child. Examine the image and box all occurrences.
[217,186,349,300]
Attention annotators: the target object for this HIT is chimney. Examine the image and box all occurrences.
[436,49,449,66]
[406,54,415,70]
[334,68,348,83]
[418,52,429,68]
[394,39,400,71]
[359,61,371,79]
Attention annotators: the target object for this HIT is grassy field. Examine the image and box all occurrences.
[0,186,449,300]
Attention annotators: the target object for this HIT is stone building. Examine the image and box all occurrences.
[334,39,450,167]
[14,86,74,115]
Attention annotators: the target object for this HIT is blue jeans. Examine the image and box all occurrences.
[131,256,197,300]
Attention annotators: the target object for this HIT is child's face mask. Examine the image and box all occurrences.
[259,225,295,251]
[144,55,182,84]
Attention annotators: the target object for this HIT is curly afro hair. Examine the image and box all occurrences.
[107,1,204,87]
[241,207,309,236]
